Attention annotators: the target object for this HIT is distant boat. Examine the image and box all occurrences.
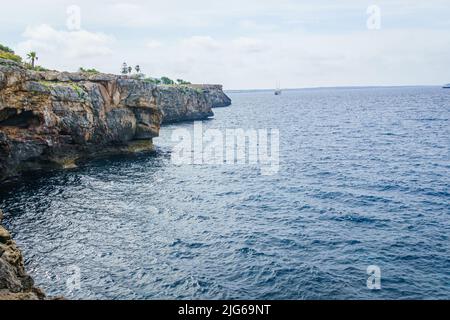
[443,84,450,89]
[274,83,282,95]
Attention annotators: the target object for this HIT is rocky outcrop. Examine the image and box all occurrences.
[0,209,45,300]
[189,84,232,108]
[0,58,233,181]
[159,85,214,124]
[0,58,162,181]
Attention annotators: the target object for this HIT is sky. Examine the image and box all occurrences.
[1,0,450,90]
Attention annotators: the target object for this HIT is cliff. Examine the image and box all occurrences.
[189,84,232,108]
[0,58,162,181]
[0,58,232,299]
[0,59,232,181]
[159,85,214,124]
[0,210,45,300]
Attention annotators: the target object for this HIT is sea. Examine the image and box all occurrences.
[1,86,449,299]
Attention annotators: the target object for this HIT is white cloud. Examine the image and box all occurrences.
[100,1,214,28]
[131,29,450,89]
[232,37,266,53]
[2,1,449,88]
[180,36,221,51]
[146,40,163,49]
[16,24,114,63]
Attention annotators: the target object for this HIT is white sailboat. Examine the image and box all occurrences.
[443,84,450,89]
[274,82,282,95]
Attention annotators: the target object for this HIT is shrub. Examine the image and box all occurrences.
[131,73,145,80]
[160,76,175,85]
[143,76,191,86]
[0,44,14,54]
[0,50,22,63]
[32,65,50,72]
[143,77,162,85]
[79,67,100,74]
[177,79,191,85]
[22,63,50,71]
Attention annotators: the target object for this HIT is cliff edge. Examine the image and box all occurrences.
[189,84,232,108]
[0,59,232,181]
[0,210,45,300]
[159,85,214,123]
[0,58,162,181]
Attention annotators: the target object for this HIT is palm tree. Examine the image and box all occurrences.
[121,62,128,75]
[27,51,38,68]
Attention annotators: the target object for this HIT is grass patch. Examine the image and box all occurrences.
[37,80,87,100]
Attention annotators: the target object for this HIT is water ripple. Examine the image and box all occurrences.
[1,87,449,299]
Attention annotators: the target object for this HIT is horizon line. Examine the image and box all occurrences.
[225,84,446,92]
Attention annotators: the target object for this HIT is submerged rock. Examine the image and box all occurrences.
[0,209,46,300]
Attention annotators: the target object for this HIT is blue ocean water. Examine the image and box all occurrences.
[1,86,449,300]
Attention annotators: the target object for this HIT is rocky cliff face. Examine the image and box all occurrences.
[0,210,45,300]
[189,84,232,108]
[159,85,214,124]
[0,58,162,181]
[0,58,233,181]
[0,59,233,181]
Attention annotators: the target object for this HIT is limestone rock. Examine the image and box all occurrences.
[0,58,232,181]
[0,58,162,181]
[189,84,232,108]
[0,209,45,300]
[159,85,214,124]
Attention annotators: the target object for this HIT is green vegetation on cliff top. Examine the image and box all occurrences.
[0,51,22,63]
[0,43,51,71]
[0,44,14,53]
[1,43,194,88]
[0,44,49,71]
[0,44,22,63]
[79,67,100,74]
